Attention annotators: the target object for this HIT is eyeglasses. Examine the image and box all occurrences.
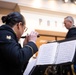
[24,27,28,32]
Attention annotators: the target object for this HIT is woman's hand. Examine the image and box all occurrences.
[23,31,39,47]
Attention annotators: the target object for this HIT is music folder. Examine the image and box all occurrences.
[24,38,76,75]
[36,39,76,65]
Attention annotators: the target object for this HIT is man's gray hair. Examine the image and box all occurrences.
[65,16,74,25]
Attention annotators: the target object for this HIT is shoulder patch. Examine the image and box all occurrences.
[6,35,11,40]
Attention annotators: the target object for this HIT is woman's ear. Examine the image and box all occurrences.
[16,23,19,30]
[17,22,22,29]
[19,22,22,25]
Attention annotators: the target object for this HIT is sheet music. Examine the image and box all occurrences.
[56,40,76,64]
[36,42,59,65]
[23,57,37,75]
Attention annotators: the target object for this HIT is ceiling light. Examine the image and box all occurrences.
[63,0,69,3]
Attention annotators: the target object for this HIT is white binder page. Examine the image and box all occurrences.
[56,40,76,64]
[23,57,37,75]
[36,42,59,65]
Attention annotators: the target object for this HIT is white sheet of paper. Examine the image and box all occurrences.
[23,57,37,75]
[36,42,59,65]
[56,40,76,64]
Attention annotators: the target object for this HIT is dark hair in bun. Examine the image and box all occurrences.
[1,16,7,23]
[1,12,25,27]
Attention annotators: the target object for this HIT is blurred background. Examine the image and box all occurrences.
[0,0,76,47]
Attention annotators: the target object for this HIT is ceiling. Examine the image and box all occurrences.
[0,1,17,9]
